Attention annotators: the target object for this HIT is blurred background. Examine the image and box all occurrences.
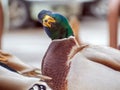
[0,0,117,68]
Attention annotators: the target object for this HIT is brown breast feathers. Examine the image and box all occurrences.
[42,38,77,90]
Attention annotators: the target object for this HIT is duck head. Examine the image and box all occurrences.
[38,10,74,40]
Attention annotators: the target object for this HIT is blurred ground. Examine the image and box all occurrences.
[2,18,119,69]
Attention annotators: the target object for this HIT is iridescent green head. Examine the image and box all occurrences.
[38,10,74,40]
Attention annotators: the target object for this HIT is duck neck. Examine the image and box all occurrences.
[42,36,78,90]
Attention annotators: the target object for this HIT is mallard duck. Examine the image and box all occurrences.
[38,10,120,90]
[0,50,52,90]
[0,65,51,90]
[0,50,43,77]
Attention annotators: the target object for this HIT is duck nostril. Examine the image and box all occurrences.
[44,20,48,22]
